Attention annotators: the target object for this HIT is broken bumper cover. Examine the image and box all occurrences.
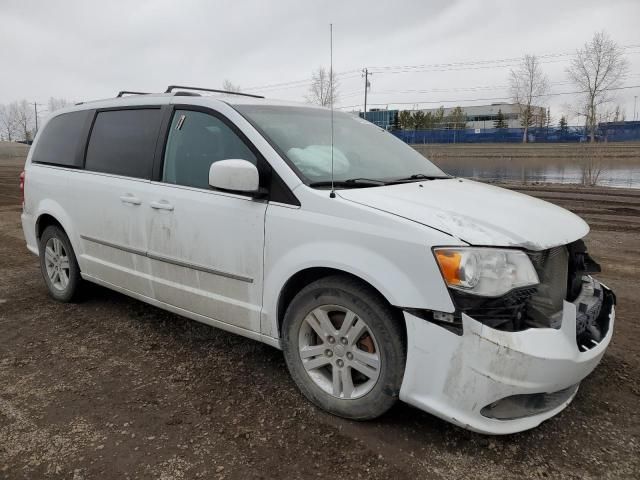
[399,281,615,435]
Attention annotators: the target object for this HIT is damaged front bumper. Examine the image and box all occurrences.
[399,279,615,435]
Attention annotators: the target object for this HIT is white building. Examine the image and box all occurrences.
[419,103,546,129]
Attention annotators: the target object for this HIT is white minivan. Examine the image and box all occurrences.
[20,86,615,434]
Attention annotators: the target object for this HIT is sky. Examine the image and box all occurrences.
[1,0,639,124]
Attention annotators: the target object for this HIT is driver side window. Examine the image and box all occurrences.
[162,110,257,189]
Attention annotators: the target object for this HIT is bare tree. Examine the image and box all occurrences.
[14,100,34,142]
[446,106,467,129]
[510,55,549,143]
[580,145,605,186]
[0,103,18,142]
[567,31,629,142]
[598,104,626,123]
[432,106,445,128]
[306,67,339,107]
[597,104,626,141]
[48,97,70,112]
[222,80,241,93]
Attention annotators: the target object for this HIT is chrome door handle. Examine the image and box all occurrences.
[120,194,141,205]
[150,200,174,211]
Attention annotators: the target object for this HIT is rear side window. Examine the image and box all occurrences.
[32,110,91,167]
[85,109,162,179]
[162,110,257,189]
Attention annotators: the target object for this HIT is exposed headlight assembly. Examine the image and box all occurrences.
[434,247,539,297]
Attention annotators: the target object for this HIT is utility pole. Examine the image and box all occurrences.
[634,95,638,121]
[362,68,371,115]
[33,102,44,135]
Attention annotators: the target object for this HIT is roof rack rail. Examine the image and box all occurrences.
[165,85,264,99]
[174,91,201,97]
[117,91,151,97]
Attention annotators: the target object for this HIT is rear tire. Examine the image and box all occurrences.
[282,275,406,420]
[39,225,82,302]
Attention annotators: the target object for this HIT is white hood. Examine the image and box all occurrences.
[338,179,589,250]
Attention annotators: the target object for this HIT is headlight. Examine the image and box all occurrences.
[434,247,539,297]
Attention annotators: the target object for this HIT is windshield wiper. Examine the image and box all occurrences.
[309,174,448,189]
[308,178,386,188]
[387,173,450,184]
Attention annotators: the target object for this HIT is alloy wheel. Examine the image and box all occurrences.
[298,305,381,399]
[44,237,70,291]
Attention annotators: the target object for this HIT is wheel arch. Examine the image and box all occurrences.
[33,200,80,256]
[275,267,405,341]
[262,236,455,342]
[36,213,65,240]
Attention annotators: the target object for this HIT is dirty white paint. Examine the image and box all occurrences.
[145,181,266,332]
[338,178,589,251]
[20,93,613,435]
[399,285,615,434]
[261,186,460,338]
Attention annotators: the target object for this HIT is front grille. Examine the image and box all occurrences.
[452,286,537,330]
[526,246,569,328]
[526,241,611,348]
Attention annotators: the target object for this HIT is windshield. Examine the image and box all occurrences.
[234,105,447,187]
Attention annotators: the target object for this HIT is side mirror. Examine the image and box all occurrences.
[209,159,260,193]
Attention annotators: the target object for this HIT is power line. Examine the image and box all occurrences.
[349,73,640,97]
[366,43,640,75]
[344,81,571,97]
[244,70,361,93]
[336,73,640,103]
[369,52,640,76]
[244,44,640,94]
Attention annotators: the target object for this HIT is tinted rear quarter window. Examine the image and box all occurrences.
[32,110,92,167]
[85,109,162,179]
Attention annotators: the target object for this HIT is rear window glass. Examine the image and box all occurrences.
[32,110,91,167]
[85,109,162,179]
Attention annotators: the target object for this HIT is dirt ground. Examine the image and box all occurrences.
[1,154,639,479]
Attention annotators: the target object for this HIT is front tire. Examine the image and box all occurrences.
[282,275,406,420]
[39,225,82,302]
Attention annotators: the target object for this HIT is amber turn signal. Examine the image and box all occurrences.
[435,250,462,285]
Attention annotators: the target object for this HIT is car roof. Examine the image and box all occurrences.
[53,92,327,117]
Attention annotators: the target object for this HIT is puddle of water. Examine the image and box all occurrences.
[433,157,640,189]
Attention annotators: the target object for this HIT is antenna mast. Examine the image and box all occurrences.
[329,23,336,199]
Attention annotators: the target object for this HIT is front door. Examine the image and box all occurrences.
[146,108,267,332]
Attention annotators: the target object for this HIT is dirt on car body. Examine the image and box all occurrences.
[1,156,639,479]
